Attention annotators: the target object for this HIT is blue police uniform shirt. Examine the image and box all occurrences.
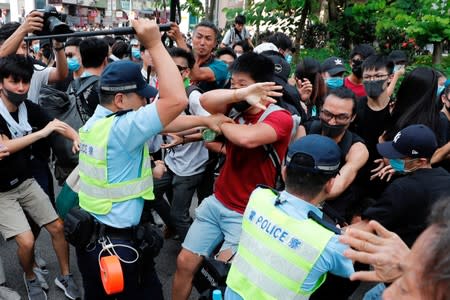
[225,190,354,300]
[82,103,163,228]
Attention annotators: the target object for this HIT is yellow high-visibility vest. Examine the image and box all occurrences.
[227,187,334,300]
[78,114,153,215]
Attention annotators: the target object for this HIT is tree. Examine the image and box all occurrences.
[181,0,217,22]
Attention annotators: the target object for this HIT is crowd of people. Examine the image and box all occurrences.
[0,10,449,300]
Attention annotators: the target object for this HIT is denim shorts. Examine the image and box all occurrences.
[182,194,243,256]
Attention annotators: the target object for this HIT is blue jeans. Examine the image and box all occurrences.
[363,283,385,300]
[76,239,163,300]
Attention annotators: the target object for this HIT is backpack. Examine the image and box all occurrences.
[38,76,99,181]
[234,104,301,190]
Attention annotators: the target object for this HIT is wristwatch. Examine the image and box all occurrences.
[54,45,65,51]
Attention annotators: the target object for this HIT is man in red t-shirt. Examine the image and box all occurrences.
[172,52,293,300]
[344,44,376,98]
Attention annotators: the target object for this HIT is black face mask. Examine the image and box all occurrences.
[351,61,363,78]
[232,100,251,113]
[2,87,27,107]
[321,120,346,138]
[363,80,387,99]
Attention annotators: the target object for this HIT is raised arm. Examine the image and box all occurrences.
[47,40,69,83]
[0,11,43,57]
[200,82,282,114]
[132,18,187,128]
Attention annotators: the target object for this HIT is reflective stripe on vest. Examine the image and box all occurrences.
[78,115,154,215]
[226,187,334,300]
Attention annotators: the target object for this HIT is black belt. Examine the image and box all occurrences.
[102,224,135,240]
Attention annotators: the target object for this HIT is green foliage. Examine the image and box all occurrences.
[299,48,349,66]
[180,0,204,18]
[413,55,450,75]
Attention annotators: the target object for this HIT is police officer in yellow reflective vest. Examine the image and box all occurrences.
[75,19,189,300]
[225,134,355,300]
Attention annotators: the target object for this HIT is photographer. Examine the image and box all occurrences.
[0,11,68,103]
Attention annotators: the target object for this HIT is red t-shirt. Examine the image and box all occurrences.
[344,76,366,97]
[214,109,293,214]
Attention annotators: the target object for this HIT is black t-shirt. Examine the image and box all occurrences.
[351,97,391,162]
[306,120,367,221]
[0,100,52,191]
[363,167,450,247]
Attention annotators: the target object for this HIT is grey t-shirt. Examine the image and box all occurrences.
[28,65,53,104]
[164,90,209,176]
[221,27,250,47]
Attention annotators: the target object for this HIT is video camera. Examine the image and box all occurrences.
[35,5,73,42]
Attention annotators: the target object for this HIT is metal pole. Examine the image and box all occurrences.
[24,23,172,41]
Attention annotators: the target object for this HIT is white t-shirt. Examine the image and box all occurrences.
[164,90,210,176]
[28,64,53,104]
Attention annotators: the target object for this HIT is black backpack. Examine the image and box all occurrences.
[38,76,99,181]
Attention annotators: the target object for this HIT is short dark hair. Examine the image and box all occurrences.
[235,15,246,25]
[194,20,219,41]
[111,40,129,59]
[285,154,335,199]
[216,47,236,60]
[233,40,252,52]
[0,54,34,83]
[267,32,292,51]
[0,22,20,44]
[167,47,195,69]
[350,44,376,60]
[65,37,82,48]
[230,52,274,83]
[362,54,394,75]
[102,36,115,47]
[325,87,357,116]
[99,92,115,105]
[79,37,109,68]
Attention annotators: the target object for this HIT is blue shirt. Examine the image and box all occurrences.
[197,58,229,92]
[225,190,354,300]
[83,104,163,228]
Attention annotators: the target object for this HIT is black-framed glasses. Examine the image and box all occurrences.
[176,65,188,72]
[320,109,351,124]
[65,52,74,58]
[362,73,389,81]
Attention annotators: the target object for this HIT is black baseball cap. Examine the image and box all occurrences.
[321,56,347,76]
[286,134,341,175]
[100,60,158,99]
[377,124,438,159]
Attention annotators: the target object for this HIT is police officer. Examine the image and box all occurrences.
[225,134,354,300]
[75,19,188,300]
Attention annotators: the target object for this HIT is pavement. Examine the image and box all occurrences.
[0,174,200,300]
[0,178,371,300]
[0,230,200,300]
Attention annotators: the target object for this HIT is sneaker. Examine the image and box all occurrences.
[33,267,49,291]
[23,273,47,300]
[54,274,81,300]
[0,286,21,300]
